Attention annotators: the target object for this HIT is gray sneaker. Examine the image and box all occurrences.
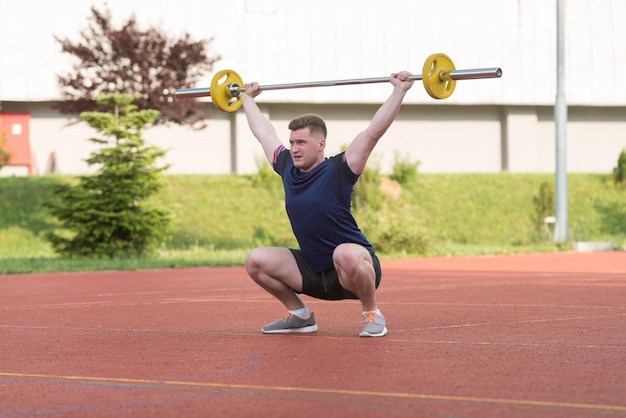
[262,313,318,334]
[359,311,387,337]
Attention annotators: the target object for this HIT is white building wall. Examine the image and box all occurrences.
[3,101,626,175]
[1,0,625,175]
[505,108,542,172]
[2,0,626,105]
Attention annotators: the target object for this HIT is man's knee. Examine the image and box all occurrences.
[245,247,296,275]
[244,248,264,276]
[333,244,371,272]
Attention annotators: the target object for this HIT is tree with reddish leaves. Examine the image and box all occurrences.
[55,6,220,128]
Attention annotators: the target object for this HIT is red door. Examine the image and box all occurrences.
[0,113,32,175]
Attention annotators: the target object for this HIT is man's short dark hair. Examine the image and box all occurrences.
[288,113,327,139]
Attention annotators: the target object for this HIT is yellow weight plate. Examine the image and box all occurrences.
[210,69,244,112]
[421,53,456,99]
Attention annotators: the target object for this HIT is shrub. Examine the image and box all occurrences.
[357,208,429,255]
[0,130,10,170]
[249,157,281,189]
[390,152,420,185]
[0,103,11,170]
[531,181,555,241]
[612,149,626,187]
[374,222,429,255]
[352,164,383,212]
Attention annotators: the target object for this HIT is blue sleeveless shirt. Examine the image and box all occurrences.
[273,146,373,272]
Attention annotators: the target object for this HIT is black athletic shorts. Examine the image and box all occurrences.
[289,249,382,300]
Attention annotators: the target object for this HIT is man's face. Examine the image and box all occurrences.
[289,127,325,172]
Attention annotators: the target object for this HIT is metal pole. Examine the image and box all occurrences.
[175,67,503,99]
[554,0,569,243]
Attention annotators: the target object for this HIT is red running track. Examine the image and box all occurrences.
[1,251,625,417]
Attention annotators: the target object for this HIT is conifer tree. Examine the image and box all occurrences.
[46,93,170,257]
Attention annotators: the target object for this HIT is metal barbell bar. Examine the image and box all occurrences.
[175,53,503,112]
[176,68,502,98]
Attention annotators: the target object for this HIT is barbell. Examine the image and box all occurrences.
[175,53,503,112]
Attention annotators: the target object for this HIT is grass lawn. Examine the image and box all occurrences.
[0,173,623,274]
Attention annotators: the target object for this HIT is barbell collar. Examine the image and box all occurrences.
[175,67,502,99]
